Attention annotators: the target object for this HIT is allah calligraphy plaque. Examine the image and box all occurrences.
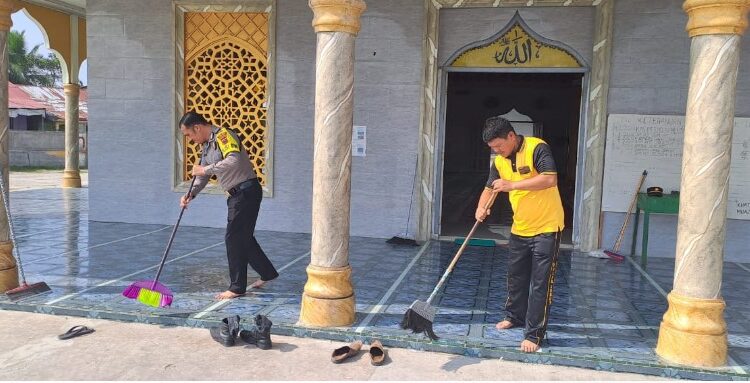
[450,13,582,69]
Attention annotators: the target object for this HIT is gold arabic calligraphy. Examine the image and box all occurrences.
[494,32,543,66]
[449,21,582,68]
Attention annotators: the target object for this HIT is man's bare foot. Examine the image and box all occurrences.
[520,339,541,353]
[215,290,244,300]
[250,279,268,289]
[495,320,515,330]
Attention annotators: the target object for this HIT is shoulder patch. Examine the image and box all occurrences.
[216,129,240,157]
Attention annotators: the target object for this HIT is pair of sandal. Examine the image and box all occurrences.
[58,325,95,340]
[331,340,386,366]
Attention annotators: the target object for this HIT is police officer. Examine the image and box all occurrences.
[475,116,564,353]
[179,111,278,300]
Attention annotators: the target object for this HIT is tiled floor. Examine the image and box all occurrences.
[2,187,750,380]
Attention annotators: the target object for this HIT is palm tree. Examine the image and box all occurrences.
[8,30,62,87]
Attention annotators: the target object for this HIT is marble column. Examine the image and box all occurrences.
[656,0,749,368]
[298,0,366,327]
[62,83,81,188]
[0,0,18,292]
[415,0,440,242]
[580,0,614,251]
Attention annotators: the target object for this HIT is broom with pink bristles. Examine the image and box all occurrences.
[122,152,203,307]
[589,170,647,261]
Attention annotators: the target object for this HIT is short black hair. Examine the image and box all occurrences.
[482,116,515,143]
[179,111,209,129]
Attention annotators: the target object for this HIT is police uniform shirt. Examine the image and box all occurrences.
[190,126,256,197]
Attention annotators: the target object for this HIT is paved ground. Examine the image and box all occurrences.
[0,310,664,380]
[1,170,747,380]
[9,169,88,191]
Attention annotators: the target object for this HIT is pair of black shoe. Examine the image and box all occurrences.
[209,314,272,350]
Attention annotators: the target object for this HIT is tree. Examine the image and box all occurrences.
[8,30,62,87]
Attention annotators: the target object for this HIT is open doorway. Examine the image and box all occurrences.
[439,72,583,244]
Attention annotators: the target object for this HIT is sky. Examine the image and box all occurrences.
[10,10,88,86]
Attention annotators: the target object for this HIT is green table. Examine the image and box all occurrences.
[630,193,679,269]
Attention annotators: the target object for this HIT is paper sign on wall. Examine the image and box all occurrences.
[602,114,750,220]
[352,126,366,157]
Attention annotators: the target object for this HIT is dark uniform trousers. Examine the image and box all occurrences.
[504,231,561,345]
[225,180,278,294]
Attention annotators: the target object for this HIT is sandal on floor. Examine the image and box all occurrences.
[369,340,386,366]
[58,325,95,340]
[331,340,362,363]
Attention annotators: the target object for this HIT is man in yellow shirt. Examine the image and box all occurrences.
[475,116,564,353]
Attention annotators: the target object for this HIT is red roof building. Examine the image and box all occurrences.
[8,82,88,130]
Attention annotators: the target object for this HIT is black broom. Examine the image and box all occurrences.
[387,157,419,246]
[401,191,498,340]
[0,167,51,301]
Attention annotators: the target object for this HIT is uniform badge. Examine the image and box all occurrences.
[218,131,229,145]
[216,129,240,157]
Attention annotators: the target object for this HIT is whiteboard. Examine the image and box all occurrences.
[602,114,750,220]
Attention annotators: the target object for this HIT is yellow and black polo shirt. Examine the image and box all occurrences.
[485,136,565,237]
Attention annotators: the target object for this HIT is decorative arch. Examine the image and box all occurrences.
[12,8,68,81]
[445,11,586,69]
[10,1,86,83]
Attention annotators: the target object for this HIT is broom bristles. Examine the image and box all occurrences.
[137,288,163,307]
[5,282,52,302]
[386,236,419,246]
[588,249,624,262]
[400,309,438,340]
[122,285,141,299]
[400,300,439,340]
[603,250,625,262]
[122,280,174,307]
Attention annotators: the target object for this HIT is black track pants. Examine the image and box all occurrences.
[504,231,561,344]
[225,181,278,294]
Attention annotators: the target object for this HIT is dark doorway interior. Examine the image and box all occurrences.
[440,72,583,244]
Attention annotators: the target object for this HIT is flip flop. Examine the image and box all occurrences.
[58,325,94,340]
[331,340,362,363]
[369,340,386,366]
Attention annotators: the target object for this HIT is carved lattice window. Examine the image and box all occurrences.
[183,12,269,185]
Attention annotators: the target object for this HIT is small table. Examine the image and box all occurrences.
[630,193,679,269]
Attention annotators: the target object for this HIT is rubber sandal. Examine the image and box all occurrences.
[331,340,362,363]
[58,325,95,340]
[369,340,386,366]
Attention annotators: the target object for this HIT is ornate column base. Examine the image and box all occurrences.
[656,292,727,367]
[0,241,19,292]
[62,170,81,188]
[298,264,355,327]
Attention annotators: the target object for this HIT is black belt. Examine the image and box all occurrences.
[227,178,258,197]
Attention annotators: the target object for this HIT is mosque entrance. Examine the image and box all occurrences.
[438,72,583,244]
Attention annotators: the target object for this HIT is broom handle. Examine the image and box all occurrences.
[612,170,647,252]
[426,191,498,305]
[0,166,26,285]
[151,149,204,288]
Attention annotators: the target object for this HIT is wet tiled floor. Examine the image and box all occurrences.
[2,187,750,380]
